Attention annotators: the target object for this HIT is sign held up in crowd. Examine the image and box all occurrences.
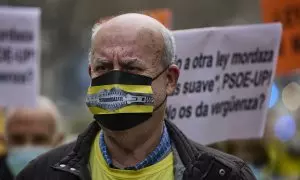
[167,23,282,145]
[0,7,282,145]
[0,7,40,108]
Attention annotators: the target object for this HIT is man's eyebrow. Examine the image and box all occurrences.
[93,57,111,65]
[120,59,145,66]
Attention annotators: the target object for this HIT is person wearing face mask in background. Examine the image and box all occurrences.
[0,96,64,179]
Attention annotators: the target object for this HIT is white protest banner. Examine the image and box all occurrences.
[0,7,40,108]
[167,23,282,145]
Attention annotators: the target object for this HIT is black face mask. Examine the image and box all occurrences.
[86,69,168,131]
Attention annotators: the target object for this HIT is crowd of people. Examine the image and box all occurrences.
[0,13,258,180]
[1,9,300,179]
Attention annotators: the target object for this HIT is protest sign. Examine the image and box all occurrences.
[0,7,40,108]
[261,0,300,75]
[167,23,282,145]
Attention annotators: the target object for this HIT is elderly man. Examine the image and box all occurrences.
[0,96,64,180]
[16,14,255,180]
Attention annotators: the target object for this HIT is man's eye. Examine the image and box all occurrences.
[95,66,108,71]
[32,135,50,145]
[125,66,140,71]
[10,134,26,145]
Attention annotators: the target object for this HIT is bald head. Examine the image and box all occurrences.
[99,13,165,31]
[89,13,175,68]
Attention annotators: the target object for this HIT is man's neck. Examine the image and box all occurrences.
[103,115,164,168]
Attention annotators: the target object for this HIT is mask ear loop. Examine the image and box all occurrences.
[152,65,170,111]
[153,95,168,111]
[152,65,170,81]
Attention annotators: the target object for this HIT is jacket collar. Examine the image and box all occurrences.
[52,121,100,178]
[52,120,215,179]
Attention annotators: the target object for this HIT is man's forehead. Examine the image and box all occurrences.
[7,109,56,128]
[91,14,166,67]
[94,25,162,46]
[92,29,163,66]
[93,14,164,45]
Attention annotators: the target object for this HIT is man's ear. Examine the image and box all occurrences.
[53,133,65,147]
[166,64,180,96]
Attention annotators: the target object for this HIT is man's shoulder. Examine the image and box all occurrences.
[16,141,76,179]
[191,141,255,179]
[34,141,76,165]
[196,142,245,166]
[165,120,255,179]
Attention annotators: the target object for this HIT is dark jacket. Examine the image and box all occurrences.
[0,155,14,180]
[16,120,256,180]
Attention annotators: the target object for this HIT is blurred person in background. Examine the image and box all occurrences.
[17,13,255,180]
[0,96,64,180]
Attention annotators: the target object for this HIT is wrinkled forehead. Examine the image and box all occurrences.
[91,23,165,65]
